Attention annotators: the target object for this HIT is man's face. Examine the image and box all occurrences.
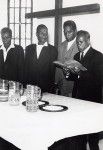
[76,35,90,52]
[37,28,48,45]
[1,32,11,48]
[64,26,76,42]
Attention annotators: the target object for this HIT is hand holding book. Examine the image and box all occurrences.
[54,59,87,75]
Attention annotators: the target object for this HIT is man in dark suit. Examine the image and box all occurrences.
[0,27,23,149]
[69,30,103,150]
[73,30,103,103]
[0,27,24,83]
[24,24,58,93]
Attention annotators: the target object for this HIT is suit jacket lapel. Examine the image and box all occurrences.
[38,46,45,59]
[64,40,77,61]
[32,44,37,60]
[0,50,4,63]
[78,47,93,69]
[82,47,92,62]
[75,48,93,64]
[39,45,50,59]
[84,47,92,58]
[63,41,68,54]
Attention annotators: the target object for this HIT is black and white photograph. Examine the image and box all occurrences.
[0,0,103,150]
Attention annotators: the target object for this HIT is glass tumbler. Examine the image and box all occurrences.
[0,79,9,101]
[26,85,41,112]
[8,81,20,105]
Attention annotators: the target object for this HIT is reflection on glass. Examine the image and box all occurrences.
[10,24,14,38]
[27,0,31,7]
[21,9,26,23]
[26,40,31,46]
[10,24,14,33]
[15,8,19,23]
[0,79,8,90]
[26,85,41,112]
[26,8,31,13]
[10,0,14,7]
[26,24,31,39]
[0,79,9,102]
[10,9,14,23]
[15,24,19,39]
[9,0,32,50]
[21,0,26,7]
[14,0,19,7]
[21,40,25,49]
[8,81,20,106]
[15,39,19,45]
[26,19,31,24]
[21,24,25,39]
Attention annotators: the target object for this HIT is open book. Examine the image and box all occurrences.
[53,60,87,72]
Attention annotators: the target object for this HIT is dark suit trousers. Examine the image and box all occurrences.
[48,133,100,150]
[86,133,99,150]
[0,137,20,150]
[48,135,86,150]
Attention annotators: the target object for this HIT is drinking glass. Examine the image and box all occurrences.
[8,81,20,105]
[26,85,41,112]
[0,79,9,101]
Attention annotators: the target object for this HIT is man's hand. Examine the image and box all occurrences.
[63,67,70,78]
[63,66,81,79]
[72,67,81,75]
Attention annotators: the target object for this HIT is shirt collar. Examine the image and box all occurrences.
[36,42,48,47]
[0,41,15,53]
[68,37,76,44]
[43,42,48,46]
[67,38,76,50]
[82,45,90,56]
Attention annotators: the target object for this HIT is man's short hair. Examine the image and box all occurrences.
[1,27,12,37]
[36,24,48,33]
[63,20,77,31]
[77,30,90,39]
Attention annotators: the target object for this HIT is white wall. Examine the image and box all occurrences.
[63,0,103,53]
[32,0,103,53]
[32,0,55,45]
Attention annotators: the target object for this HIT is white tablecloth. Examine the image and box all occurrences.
[0,93,103,150]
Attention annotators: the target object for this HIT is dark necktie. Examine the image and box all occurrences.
[80,52,84,62]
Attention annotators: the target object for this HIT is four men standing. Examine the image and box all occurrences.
[0,22,103,150]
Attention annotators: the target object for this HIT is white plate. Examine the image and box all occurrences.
[39,104,68,112]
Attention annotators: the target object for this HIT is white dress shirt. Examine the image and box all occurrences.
[0,42,15,62]
[36,42,48,59]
